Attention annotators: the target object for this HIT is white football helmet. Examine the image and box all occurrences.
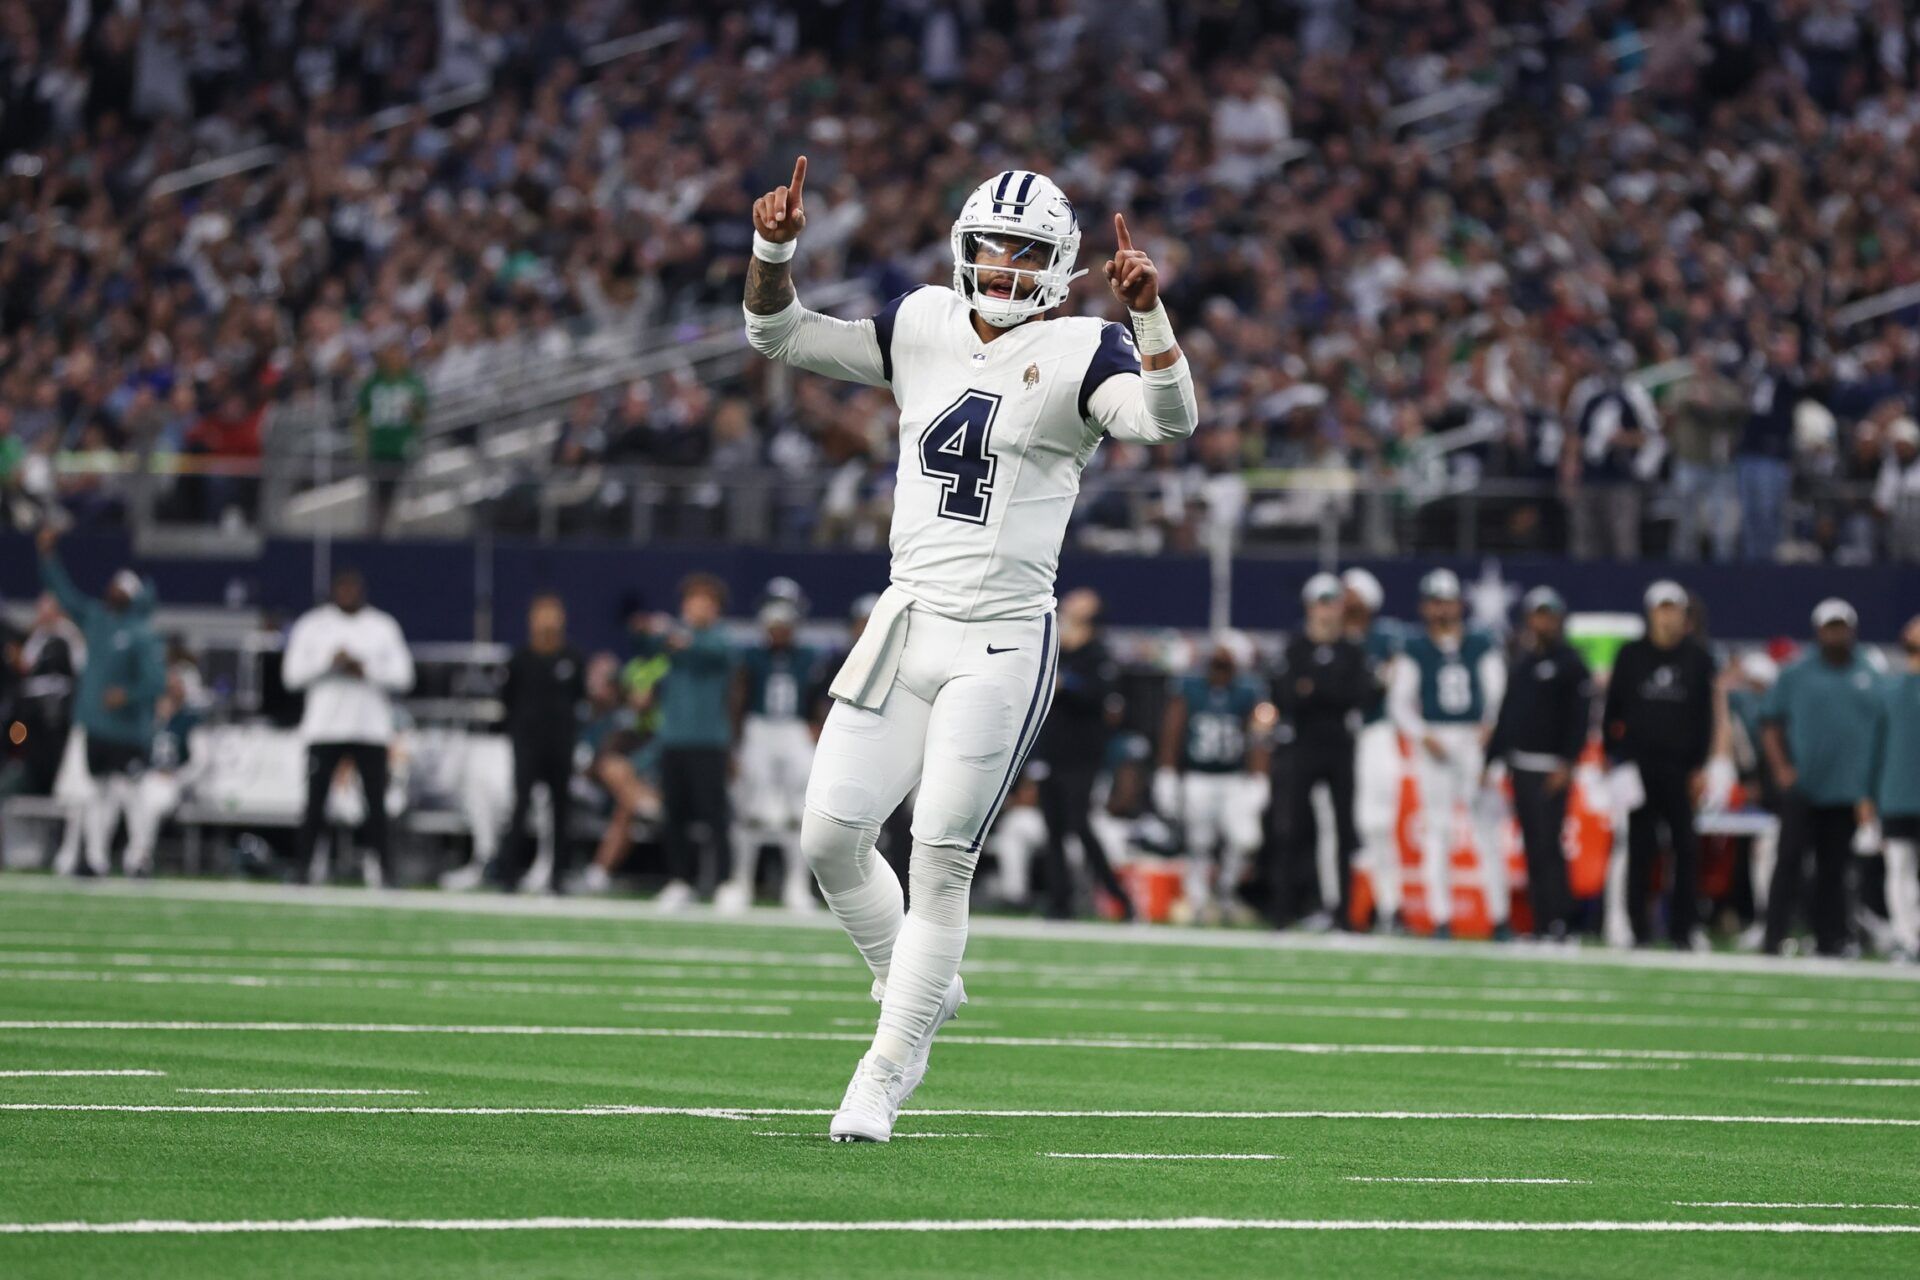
[950,169,1086,328]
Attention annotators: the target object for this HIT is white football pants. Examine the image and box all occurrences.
[1353,721,1405,921]
[1411,726,1505,927]
[802,606,1056,1062]
[1179,771,1263,911]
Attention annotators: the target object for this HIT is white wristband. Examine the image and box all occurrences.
[752,231,797,263]
[1130,301,1175,355]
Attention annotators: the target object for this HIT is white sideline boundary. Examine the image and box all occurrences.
[8,875,1917,983]
[2,1216,1919,1236]
[8,1020,1920,1069]
[2,1103,1918,1128]
[0,1069,163,1078]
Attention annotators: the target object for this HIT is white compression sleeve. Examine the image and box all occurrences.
[1087,357,1200,443]
[742,296,889,386]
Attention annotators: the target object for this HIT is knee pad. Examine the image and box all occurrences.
[799,809,878,895]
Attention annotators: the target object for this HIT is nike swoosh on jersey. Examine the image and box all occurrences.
[986,645,1020,655]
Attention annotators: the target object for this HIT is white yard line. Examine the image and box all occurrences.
[752,1131,991,1140]
[1514,1062,1687,1071]
[1,1216,1917,1236]
[1676,1201,1920,1211]
[10,964,1916,1034]
[0,1069,164,1078]
[1044,1153,1283,1161]
[618,1003,793,1017]
[8,1019,1920,1070]
[2,1103,1917,1128]
[1771,1078,1920,1087]
[175,1089,424,1096]
[7,940,1912,1013]
[1347,1177,1585,1185]
[8,874,1916,983]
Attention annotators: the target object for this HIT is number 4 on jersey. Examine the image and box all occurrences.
[919,390,1000,524]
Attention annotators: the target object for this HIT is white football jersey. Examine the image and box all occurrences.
[878,286,1144,620]
[746,284,1187,622]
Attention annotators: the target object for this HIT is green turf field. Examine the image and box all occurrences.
[2,875,1918,1278]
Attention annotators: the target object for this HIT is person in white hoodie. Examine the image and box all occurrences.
[281,569,415,885]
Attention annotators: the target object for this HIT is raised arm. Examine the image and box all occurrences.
[1086,213,1197,443]
[34,528,94,626]
[743,155,888,386]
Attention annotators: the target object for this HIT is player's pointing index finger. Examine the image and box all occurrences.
[790,155,808,201]
[1114,212,1132,251]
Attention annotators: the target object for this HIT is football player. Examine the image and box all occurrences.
[745,156,1198,1141]
[1388,568,1508,938]
[717,596,822,914]
[1155,635,1269,923]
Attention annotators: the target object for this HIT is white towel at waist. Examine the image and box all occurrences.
[828,585,914,710]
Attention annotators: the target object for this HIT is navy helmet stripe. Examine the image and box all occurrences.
[1014,172,1036,205]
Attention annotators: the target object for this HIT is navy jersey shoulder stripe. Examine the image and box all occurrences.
[1077,320,1143,421]
[870,286,926,384]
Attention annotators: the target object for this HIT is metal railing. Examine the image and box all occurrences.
[56,444,1915,564]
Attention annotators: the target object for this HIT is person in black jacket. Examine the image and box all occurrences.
[1603,579,1718,947]
[490,594,587,891]
[1033,589,1132,920]
[1486,587,1594,940]
[1270,573,1369,929]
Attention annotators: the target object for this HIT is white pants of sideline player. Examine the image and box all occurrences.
[53,771,183,877]
[1353,721,1405,923]
[726,716,817,909]
[1178,772,1264,915]
[801,605,1056,1065]
[1410,725,1506,929]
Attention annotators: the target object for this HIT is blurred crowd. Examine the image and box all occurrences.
[3,2,1920,557]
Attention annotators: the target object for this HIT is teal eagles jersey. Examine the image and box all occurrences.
[1360,617,1411,724]
[741,644,818,720]
[150,707,201,772]
[1877,673,1920,816]
[1179,674,1264,772]
[1404,630,1496,725]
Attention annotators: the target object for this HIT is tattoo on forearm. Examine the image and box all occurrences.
[745,258,795,315]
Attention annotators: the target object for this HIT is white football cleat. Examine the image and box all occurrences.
[829,1052,910,1143]
[654,880,696,912]
[568,864,613,896]
[438,860,486,892]
[899,974,966,1105]
[782,879,821,914]
[713,881,751,916]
